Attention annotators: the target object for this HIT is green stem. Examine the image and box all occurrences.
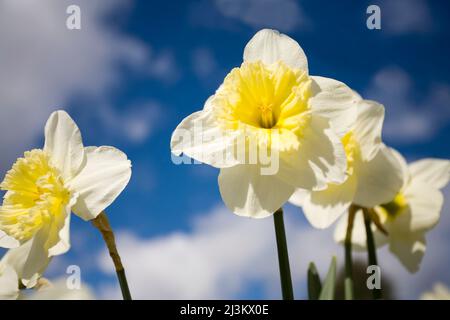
[92,212,132,300]
[116,269,132,300]
[363,208,382,300]
[344,205,357,300]
[273,208,294,300]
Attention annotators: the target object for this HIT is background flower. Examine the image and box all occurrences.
[0,111,132,284]
[334,152,450,272]
[290,100,404,229]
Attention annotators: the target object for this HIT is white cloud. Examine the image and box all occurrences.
[0,0,174,174]
[365,66,450,144]
[97,184,450,300]
[381,0,433,34]
[97,205,341,299]
[146,49,181,84]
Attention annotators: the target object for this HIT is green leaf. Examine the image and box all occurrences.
[307,262,322,300]
[319,256,337,300]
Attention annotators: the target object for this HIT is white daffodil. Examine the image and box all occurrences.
[0,110,132,284]
[289,101,404,228]
[334,150,450,272]
[171,29,360,218]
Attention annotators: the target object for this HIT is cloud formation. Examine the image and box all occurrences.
[98,184,450,300]
[365,66,450,144]
[0,0,171,175]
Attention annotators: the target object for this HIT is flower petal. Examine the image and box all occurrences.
[310,76,359,137]
[390,179,444,233]
[301,174,357,229]
[243,29,308,72]
[3,232,51,287]
[409,159,450,190]
[218,164,295,218]
[70,146,132,221]
[170,109,241,168]
[389,233,426,273]
[0,230,20,249]
[278,115,347,190]
[48,206,72,257]
[353,145,404,207]
[0,265,19,300]
[353,100,385,161]
[44,110,85,179]
[288,188,309,207]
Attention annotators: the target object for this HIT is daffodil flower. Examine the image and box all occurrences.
[334,150,450,272]
[289,101,404,228]
[171,29,359,217]
[0,110,132,283]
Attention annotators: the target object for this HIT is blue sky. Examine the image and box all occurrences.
[1,0,450,299]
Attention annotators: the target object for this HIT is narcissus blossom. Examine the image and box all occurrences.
[171,29,359,218]
[0,110,131,283]
[289,101,404,228]
[334,151,450,272]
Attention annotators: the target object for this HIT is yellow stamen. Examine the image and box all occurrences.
[212,60,312,152]
[0,149,70,243]
[377,193,408,220]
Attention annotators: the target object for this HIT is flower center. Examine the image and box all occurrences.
[342,131,360,176]
[377,193,408,220]
[258,103,276,129]
[212,61,312,150]
[0,149,70,243]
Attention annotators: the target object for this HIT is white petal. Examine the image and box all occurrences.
[334,210,388,250]
[409,159,450,189]
[390,147,410,188]
[2,234,51,287]
[170,109,241,168]
[48,206,73,257]
[70,146,132,221]
[353,146,404,207]
[243,29,308,72]
[288,188,309,207]
[310,76,359,137]
[353,100,385,161]
[218,164,295,218]
[389,233,426,273]
[302,174,357,229]
[278,115,347,190]
[44,110,85,179]
[0,265,19,300]
[0,230,20,249]
[391,179,444,233]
